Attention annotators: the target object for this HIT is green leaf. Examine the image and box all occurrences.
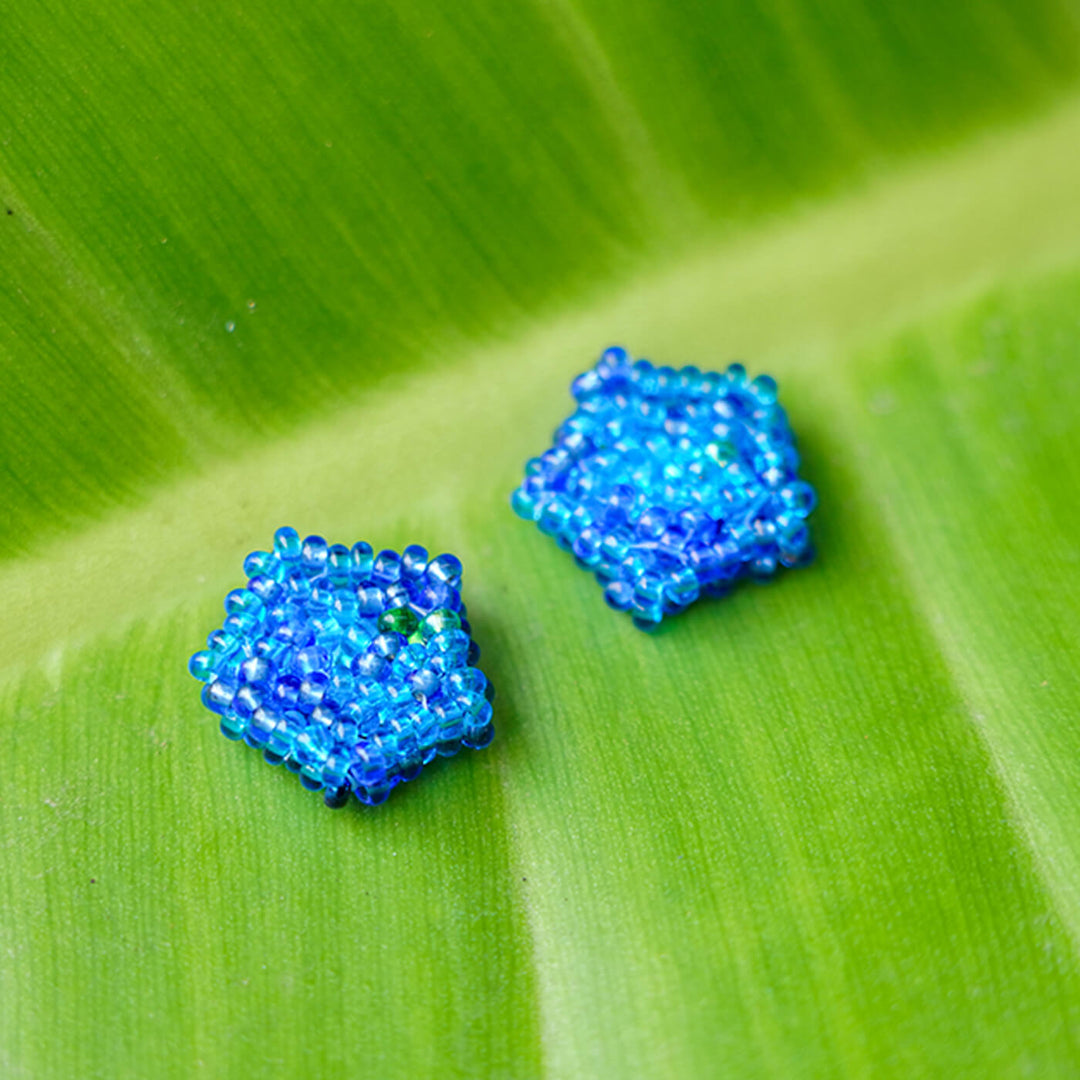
[3,3,1080,1076]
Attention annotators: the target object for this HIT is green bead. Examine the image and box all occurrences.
[421,608,461,639]
[705,439,737,464]
[378,607,419,636]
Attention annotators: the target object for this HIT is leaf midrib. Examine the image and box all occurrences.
[4,94,1080,681]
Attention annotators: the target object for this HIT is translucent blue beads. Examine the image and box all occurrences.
[511,347,818,629]
[188,529,494,807]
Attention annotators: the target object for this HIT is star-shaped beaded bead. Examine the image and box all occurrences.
[511,347,817,629]
[188,529,494,806]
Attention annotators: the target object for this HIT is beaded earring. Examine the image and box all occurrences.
[511,346,817,629]
[188,528,494,807]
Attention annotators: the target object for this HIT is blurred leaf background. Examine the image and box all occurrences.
[3,1,1080,1076]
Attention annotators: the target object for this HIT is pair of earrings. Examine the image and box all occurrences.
[188,347,818,808]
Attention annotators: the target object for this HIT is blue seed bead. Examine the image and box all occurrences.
[202,679,236,714]
[343,625,372,654]
[240,655,273,686]
[225,589,262,617]
[407,668,440,698]
[370,631,405,660]
[224,611,259,636]
[249,707,278,744]
[356,585,385,617]
[189,530,494,805]
[274,526,302,561]
[372,549,402,585]
[572,369,603,399]
[299,673,329,708]
[538,501,571,537]
[395,643,427,674]
[598,345,629,374]
[282,568,307,598]
[411,578,455,613]
[383,582,410,610]
[463,721,495,750]
[780,481,817,518]
[664,567,700,609]
[243,550,274,578]
[779,524,814,568]
[604,580,634,611]
[247,574,282,604]
[326,543,352,583]
[351,541,375,580]
[275,675,301,707]
[354,783,390,807]
[310,704,337,730]
[354,583,384,617]
[427,553,463,589]
[353,651,389,681]
[206,627,234,654]
[220,714,245,740]
[233,684,262,717]
[188,650,212,681]
[301,535,329,575]
[750,374,778,405]
[308,580,334,608]
[509,347,817,626]
[401,545,429,579]
[294,646,328,675]
[751,554,779,579]
[511,488,539,521]
[572,528,603,568]
[323,784,350,809]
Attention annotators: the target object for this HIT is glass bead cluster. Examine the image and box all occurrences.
[188,528,494,807]
[511,347,817,628]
